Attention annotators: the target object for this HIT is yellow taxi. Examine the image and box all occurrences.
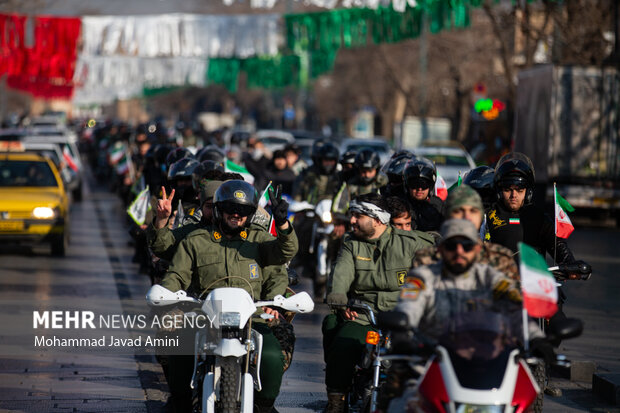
[0,151,69,256]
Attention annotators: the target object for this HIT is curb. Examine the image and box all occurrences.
[592,373,620,405]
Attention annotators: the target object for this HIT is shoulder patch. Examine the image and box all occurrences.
[400,276,425,300]
[249,263,259,279]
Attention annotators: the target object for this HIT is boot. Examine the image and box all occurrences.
[254,397,276,413]
[325,393,346,413]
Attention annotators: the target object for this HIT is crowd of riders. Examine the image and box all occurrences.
[79,119,591,413]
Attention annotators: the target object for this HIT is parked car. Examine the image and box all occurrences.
[21,128,84,201]
[0,151,70,256]
[412,146,476,187]
[255,129,295,153]
[339,137,393,166]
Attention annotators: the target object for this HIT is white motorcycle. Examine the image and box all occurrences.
[146,284,314,413]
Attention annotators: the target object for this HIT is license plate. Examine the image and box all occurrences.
[0,221,24,231]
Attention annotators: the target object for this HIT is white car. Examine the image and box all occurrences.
[412,146,476,187]
[339,137,393,167]
[255,130,295,153]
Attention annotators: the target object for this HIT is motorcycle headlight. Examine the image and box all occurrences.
[455,404,504,413]
[220,312,241,328]
[321,210,332,224]
[32,207,55,219]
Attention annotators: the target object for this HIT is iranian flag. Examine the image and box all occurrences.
[435,173,448,201]
[519,242,558,318]
[258,181,274,208]
[554,184,575,239]
[63,145,79,172]
[225,159,254,184]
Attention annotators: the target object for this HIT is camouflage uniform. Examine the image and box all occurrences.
[412,242,520,281]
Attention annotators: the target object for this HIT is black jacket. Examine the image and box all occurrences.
[486,201,575,264]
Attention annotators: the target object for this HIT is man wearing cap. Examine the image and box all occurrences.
[413,185,519,281]
[395,218,522,336]
[322,192,434,413]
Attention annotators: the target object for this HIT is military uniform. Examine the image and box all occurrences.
[292,165,340,204]
[161,223,298,406]
[412,242,520,281]
[331,173,389,217]
[395,262,530,340]
[323,226,434,393]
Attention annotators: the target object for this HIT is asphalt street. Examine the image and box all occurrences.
[0,175,619,412]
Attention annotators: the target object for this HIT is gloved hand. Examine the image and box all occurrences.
[268,184,289,226]
[530,337,556,365]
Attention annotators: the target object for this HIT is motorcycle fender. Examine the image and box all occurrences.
[202,371,216,413]
[240,373,254,413]
[214,338,247,357]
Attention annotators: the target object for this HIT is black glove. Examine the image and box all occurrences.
[530,337,556,365]
[268,184,289,226]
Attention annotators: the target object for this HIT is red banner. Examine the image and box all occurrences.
[0,13,81,98]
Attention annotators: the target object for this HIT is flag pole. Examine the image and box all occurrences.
[553,182,557,265]
[522,307,530,351]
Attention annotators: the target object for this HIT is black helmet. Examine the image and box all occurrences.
[192,160,225,190]
[403,157,437,192]
[311,139,326,165]
[213,180,258,225]
[391,149,414,159]
[354,149,381,170]
[168,158,200,181]
[317,142,339,174]
[382,152,415,185]
[463,165,495,208]
[165,147,193,169]
[197,145,226,163]
[494,152,535,204]
[340,150,357,168]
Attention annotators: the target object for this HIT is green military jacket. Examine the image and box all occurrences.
[327,226,435,324]
[161,223,298,301]
[293,166,341,204]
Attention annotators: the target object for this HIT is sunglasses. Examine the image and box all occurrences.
[443,238,477,252]
[406,179,431,190]
[219,202,255,217]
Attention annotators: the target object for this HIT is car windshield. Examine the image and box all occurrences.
[259,137,290,145]
[422,153,470,167]
[0,160,58,187]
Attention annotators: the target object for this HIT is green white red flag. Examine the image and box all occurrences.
[519,242,558,318]
[554,184,574,239]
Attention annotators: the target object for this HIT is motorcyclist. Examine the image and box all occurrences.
[385,196,413,231]
[292,142,341,204]
[332,148,388,217]
[337,149,358,184]
[160,180,298,413]
[380,150,415,198]
[166,157,201,227]
[413,185,519,280]
[322,193,434,413]
[402,157,445,231]
[463,165,495,210]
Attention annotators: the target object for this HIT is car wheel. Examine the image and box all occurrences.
[51,231,68,257]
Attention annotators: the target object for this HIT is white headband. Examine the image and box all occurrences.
[349,201,391,225]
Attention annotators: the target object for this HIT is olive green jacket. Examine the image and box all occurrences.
[161,224,298,301]
[326,226,435,324]
[293,166,341,204]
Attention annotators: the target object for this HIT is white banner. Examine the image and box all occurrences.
[81,14,281,59]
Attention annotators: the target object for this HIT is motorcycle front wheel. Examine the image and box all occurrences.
[219,357,241,413]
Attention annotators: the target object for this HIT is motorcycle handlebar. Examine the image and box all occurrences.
[548,261,592,281]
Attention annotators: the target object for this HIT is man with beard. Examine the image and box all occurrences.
[395,218,522,338]
[160,180,298,413]
[322,193,434,413]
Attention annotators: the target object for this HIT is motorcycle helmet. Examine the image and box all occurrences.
[311,139,327,166]
[463,165,495,208]
[168,158,200,181]
[493,152,535,204]
[403,157,437,192]
[165,147,193,170]
[213,180,259,225]
[382,152,415,185]
[192,160,226,190]
[317,142,340,175]
[354,149,381,184]
[340,150,358,170]
[197,145,226,163]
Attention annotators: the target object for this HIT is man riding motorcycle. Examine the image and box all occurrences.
[160,180,298,412]
[401,157,445,231]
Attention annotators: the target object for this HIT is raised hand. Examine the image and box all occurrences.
[155,186,175,229]
[268,184,289,228]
